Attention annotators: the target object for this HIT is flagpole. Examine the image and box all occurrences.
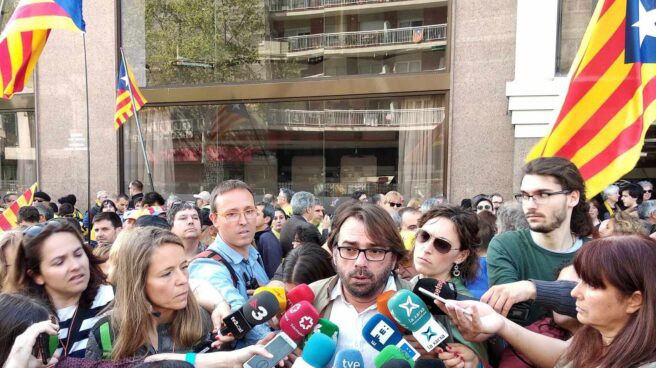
[83,33,91,217]
[120,47,154,192]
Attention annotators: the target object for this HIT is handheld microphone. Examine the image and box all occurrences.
[377,290,405,331]
[374,346,415,368]
[380,360,412,368]
[292,332,336,368]
[332,349,364,368]
[287,283,315,307]
[219,290,280,339]
[244,300,320,368]
[388,290,449,352]
[255,286,287,312]
[306,318,339,342]
[362,313,420,360]
[415,359,446,368]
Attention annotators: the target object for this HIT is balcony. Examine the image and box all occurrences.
[266,107,445,131]
[275,24,446,55]
[267,0,445,13]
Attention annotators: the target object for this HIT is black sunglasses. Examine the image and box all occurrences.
[477,204,491,210]
[388,202,403,208]
[416,229,460,254]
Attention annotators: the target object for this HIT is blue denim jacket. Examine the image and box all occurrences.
[189,235,272,346]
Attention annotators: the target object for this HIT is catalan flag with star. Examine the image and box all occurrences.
[114,54,146,129]
[0,0,85,99]
[527,0,656,198]
[0,183,37,232]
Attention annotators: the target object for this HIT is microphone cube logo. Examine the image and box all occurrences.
[370,320,394,344]
[397,341,420,360]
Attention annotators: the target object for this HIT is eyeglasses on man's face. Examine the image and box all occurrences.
[336,246,392,262]
[514,190,571,205]
[217,208,258,222]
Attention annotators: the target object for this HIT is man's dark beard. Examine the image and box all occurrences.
[339,265,393,299]
[528,209,567,234]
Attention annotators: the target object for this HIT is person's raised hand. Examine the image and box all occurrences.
[437,343,479,368]
[4,320,59,368]
[437,299,504,342]
[480,280,536,316]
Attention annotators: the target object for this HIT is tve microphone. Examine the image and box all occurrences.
[220,290,280,339]
[332,349,364,368]
[279,300,320,341]
[388,290,449,352]
[255,286,287,311]
[287,283,315,307]
[306,318,339,342]
[292,332,336,368]
[374,346,415,368]
[362,313,420,360]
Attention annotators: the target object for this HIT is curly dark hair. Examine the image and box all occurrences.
[523,157,593,237]
[3,221,106,312]
[417,205,480,284]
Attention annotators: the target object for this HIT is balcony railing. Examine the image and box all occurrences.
[267,0,422,12]
[280,24,446,52]
[266,108,445,128]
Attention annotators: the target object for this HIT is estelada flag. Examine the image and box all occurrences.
[114,54,147,129]
[527,0,656,198]
[0,0,85,99]
[0,183,38,232]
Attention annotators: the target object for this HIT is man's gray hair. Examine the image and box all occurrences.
[638,200,656,219]
[291,191,315,215]
[34,203,54,221]
[638,180,653,190]
[496,202,529,234]
[602,184,620,200]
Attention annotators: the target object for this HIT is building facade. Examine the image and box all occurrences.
[1,0,636,209]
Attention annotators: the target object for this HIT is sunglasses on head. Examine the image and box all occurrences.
[477,204,491,210]
[389,202,403,208]
[416,229,460,254]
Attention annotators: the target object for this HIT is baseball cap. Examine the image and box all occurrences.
[193,191,210,203]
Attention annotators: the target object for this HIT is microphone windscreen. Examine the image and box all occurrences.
[287,284,315,306]
[387,290,431,332]
[376,290,396,319]
[415,359,446,368]
[310,318,339,341]
[362,313,403,351]
[280,300,320,341]
[380,359,412,368]
[374,346,415,368]
[242,290,281,325]
[255,286,287,311]
[301,333,336,367]
[332,349,364,368]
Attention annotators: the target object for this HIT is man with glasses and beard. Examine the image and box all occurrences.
[483,157,594,325]
[309,202,409,367]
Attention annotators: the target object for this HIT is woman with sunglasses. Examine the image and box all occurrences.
[3,220,113,358]
[412,205,488,367]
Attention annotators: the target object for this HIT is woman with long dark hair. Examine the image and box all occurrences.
[442,235,656,368]
[3,221,113,358]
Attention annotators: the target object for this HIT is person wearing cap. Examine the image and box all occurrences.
[32,191,51,205]
[194,190,211,209]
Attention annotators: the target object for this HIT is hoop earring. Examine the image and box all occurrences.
[452,263,461,278]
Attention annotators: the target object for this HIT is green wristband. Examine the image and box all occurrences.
[185,352,197,366]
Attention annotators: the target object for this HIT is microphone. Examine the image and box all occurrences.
[306,318,339,341]
[331,349,364,368]
[287,283,315,307]
[376,290,405,331]
[219,290,280,339]
[388,290,449,352]
[415,359,446,368]
[374,346,415,368]
[362,313,420,360]
[380,360,412,368]
[279,300,320,341]
[292,332,336,368]
[255,286,287,312]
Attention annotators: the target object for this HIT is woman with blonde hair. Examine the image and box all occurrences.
[0,230,21,287]
[85,226,212,360]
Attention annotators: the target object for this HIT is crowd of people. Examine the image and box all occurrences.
[0,156,655,368]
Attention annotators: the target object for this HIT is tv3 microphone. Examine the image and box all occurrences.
[219,290,280,339]
[388,289,449,352]
[362,313,420,361]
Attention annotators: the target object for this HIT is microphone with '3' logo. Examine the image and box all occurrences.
[219,290,280,339]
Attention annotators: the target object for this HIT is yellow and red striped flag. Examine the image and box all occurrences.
[114,54,146,129]
[527,0,656,198]
[0,0,85,99]
[0,183,37,232]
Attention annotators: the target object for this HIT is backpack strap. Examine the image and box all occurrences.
[99,322,113,359]
[194,250,239,287]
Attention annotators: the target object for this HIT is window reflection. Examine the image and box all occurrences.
[0,112,37,193]
[123,96,445,199]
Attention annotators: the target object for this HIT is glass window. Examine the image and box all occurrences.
[121,0,449,86]
[0,111,37,193]
[556,0,594,75]
[123,95,445,203]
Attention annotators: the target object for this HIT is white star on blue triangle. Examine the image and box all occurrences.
[627,0,656,63]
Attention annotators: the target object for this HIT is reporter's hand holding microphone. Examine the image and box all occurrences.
[5,319,60,368]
